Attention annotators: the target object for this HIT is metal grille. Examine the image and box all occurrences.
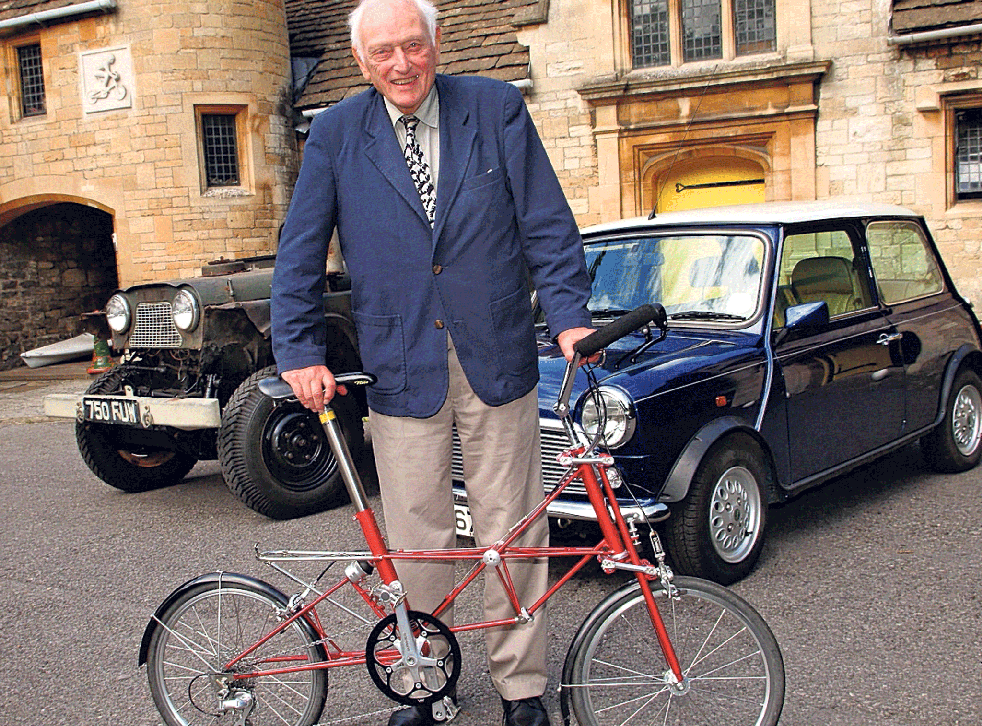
[130,302,183,348]
[734,0,775,55]
[682,0,722,62]
[452,419,605,496]
[631,0,670,69]
[956,109,982,199]
[202,114,240,187]
[18,44,46,117]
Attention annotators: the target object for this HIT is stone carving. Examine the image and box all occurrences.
[80,47,133,113]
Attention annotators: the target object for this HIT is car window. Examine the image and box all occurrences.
[774,228,874,327]
[866,220,944,304]
[584,234,765,321]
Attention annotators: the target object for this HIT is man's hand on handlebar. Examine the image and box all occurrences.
[281,365,348,412]
[557,327,600,365]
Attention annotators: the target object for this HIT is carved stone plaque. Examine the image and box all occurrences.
[80,47,133,114]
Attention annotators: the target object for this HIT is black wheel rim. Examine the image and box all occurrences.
[261,403,339,493]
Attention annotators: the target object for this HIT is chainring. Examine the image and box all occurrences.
[365,610,461,706]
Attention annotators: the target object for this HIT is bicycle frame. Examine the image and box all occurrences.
[217,365,683,687]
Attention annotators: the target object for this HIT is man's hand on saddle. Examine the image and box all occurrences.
[281,365,348,413]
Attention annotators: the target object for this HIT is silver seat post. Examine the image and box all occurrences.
[319,407,370,512]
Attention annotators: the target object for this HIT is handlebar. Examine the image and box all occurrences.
[572,303,667,359]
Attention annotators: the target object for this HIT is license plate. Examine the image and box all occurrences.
[82,396,141,426]
[454,503,474,538]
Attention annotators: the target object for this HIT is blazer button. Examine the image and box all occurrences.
[433,264,443,275]
[434,319,445,329]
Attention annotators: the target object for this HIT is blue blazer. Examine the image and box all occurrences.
[271,75,592,417]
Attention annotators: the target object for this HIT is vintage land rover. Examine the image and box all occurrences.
[44,256,367,519]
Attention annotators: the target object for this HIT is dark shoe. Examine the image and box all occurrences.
[387,704,433,726]
[501,696,550,726]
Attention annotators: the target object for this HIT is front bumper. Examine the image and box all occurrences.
[451,484,668,524]
[43,393,221,430]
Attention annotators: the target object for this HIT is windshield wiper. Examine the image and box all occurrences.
[668,311,747,321]
[590,307,634,318]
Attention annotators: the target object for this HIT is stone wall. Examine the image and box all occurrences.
[0,0,295,287]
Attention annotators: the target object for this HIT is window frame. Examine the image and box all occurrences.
[9,38,47,121]
[623,0,776,71]
[194,104,249,194]
[949,100,982,204]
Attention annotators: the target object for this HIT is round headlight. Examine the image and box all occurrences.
[105,294,131,334]
[172,289,201,332]
[579,386,636,449]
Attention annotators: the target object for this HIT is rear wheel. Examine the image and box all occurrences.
[665,435,770,584]
[565,576,784,726]
[219,366,363,519]
[76,366,197,492]
[146,580,327,726]
[922,368,982,473]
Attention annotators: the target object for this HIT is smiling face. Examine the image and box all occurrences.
[352,0,441,115]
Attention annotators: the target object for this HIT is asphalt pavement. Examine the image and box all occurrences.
[0,360,92,427]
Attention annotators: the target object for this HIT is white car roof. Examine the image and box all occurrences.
[582,200,919,236]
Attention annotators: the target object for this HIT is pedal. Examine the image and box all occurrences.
[432,694,459,722]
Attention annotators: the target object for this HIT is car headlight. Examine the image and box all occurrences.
[172,289,201,332]
[105,294,131,334]
[579,386,636,449]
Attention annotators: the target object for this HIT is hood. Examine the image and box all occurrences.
[535,327,761,420]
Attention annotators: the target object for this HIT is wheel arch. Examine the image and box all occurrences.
[138,571,309,666]
[934,345,982,427]
[660,417,781,503]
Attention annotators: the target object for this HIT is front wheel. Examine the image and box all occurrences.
[665,435,771,584]
[218,366,364,519]
[146,580,327,726]
[76,366,197,492]
[564,576,784,726]
[922,368,982,473]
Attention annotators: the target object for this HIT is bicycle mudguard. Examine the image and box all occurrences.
[559,578,647,726]
[137,571,302,666]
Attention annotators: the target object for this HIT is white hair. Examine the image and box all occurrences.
[349,0,439,56]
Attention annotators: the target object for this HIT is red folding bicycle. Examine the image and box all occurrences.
[139,304,785,726]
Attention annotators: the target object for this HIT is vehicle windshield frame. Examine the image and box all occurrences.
[581,227,774,331]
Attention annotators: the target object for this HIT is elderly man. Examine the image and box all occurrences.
[270,1,593,724]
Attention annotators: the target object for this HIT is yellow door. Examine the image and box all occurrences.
[656,156,765,213]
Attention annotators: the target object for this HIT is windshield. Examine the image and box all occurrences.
[584,233,766,322]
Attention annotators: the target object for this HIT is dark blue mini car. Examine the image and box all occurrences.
[453,201,982,583]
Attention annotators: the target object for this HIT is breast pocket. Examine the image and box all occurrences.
[460,166,504,192]
[352,312,407,395]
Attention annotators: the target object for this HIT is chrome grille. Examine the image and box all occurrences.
[452,419,604,496]
[129,302,182,348]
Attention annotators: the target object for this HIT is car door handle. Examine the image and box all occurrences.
[877,332,902,346]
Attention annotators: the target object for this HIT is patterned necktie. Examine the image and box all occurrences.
[401,115,436,226]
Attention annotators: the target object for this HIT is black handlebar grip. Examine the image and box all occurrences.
[572,303,666,358]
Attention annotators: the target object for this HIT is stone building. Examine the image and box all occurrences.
[0,0,295,366]
[4,0,982,366]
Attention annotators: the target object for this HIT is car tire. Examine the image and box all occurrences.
[922,368,982,473]
[665,434,771,585]
[76,366,198,492]
[218,366,362,519]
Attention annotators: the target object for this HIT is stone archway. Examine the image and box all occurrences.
[0,203,118,369]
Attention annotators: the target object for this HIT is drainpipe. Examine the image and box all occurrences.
[0,0,117,34]
[888,22,982,45]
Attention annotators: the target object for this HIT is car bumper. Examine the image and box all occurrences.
[43,393,221,430]
[451,484,668,523]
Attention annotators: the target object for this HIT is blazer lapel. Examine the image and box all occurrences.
[362,93,432,228]
[433,76,477,243]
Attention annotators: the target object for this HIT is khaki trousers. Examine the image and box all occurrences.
[368,340,549,700]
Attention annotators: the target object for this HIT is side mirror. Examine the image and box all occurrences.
[784,301,830,331]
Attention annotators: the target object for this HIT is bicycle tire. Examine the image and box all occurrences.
[146,580,327,726]
[565,576,784,726]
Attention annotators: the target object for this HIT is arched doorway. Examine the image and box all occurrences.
[0,203,117,369]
